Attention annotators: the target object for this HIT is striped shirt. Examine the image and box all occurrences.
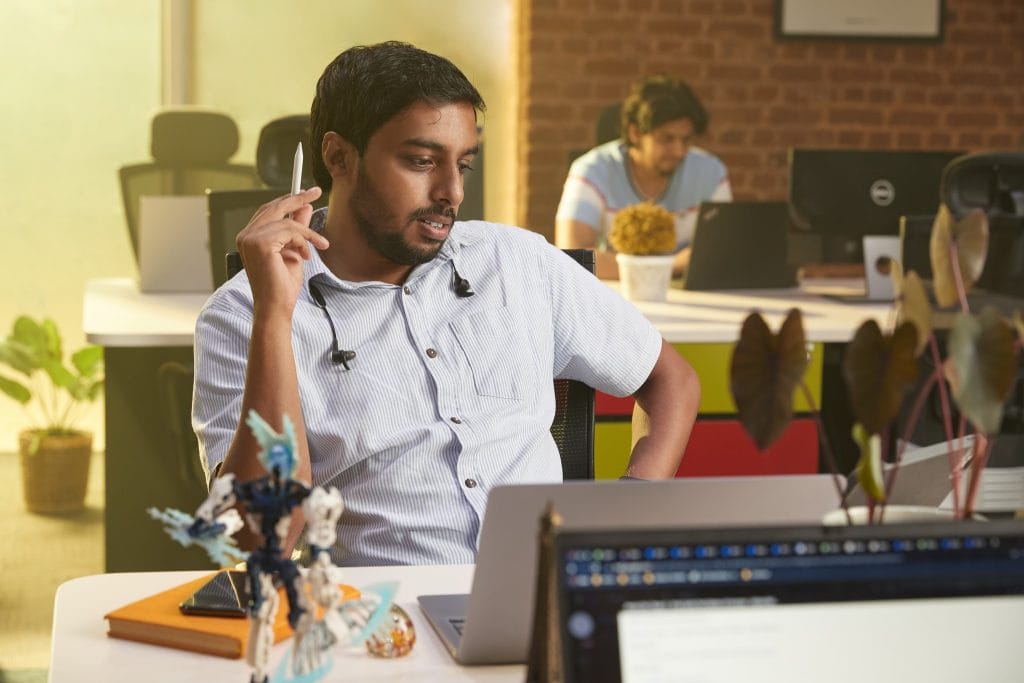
[193,212,662,566]
[556,141,732,251]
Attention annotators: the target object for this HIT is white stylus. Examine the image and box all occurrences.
[290,142,303,195]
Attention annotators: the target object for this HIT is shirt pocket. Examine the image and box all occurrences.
[450,306,523,400]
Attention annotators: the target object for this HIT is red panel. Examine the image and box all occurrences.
[676,419,819,478]
[596,391,634,417]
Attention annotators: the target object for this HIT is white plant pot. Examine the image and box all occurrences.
[822,504,981,526]
[615,253,674,302]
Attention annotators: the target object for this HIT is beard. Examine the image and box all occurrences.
[350,163,456,266]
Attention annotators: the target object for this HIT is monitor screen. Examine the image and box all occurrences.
[556,521,1024,683]
[788,148,963,264]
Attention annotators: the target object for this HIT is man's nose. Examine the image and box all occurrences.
[430,163,464,210]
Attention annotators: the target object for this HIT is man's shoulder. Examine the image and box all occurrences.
[567,141,625,182]
[199,274,253,318]
[451,220,548,250]
[683,146,727,174]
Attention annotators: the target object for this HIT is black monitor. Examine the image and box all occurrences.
[788,148,963,264]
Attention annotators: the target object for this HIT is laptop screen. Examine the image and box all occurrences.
[555,520,1024,683]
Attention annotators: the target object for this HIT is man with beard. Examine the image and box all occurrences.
[193,42,700,566]
[555,76,732,280]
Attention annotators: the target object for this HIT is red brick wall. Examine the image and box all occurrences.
[517,0,1024,237]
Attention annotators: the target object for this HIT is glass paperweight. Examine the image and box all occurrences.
[365,604,416,658]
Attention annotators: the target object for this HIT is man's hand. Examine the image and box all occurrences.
[235,187,329,318]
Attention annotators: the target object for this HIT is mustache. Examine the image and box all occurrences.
[408,204,458,222]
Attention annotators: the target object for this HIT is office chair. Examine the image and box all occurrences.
[208,115,329,287]
[156,360,207,493]
[119,109,260,261]
[595,102,622,146]
[225,248,597,480]
[940,152,1024,297]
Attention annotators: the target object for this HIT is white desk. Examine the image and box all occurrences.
[50,565,522,682]
[84,277,888,347]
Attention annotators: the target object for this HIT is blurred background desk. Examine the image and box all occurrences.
[50,564,521,682]
[84,276,887,572]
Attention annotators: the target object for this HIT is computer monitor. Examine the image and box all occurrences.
[788,149,963,264]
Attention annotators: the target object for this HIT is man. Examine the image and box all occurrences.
[555,76,732,280]
[193,42,700,567]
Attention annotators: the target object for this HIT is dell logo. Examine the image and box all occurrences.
[870,179,895,206]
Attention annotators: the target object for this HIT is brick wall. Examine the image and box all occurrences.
[517,0,1024,237]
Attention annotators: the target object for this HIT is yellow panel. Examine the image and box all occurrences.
[594,422,632,480]
[673,343,823,414]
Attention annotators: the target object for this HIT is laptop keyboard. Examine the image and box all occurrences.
[448,617,466,636]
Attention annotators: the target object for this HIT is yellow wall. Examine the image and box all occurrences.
[0,0,514,451]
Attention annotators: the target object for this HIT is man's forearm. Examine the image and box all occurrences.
[220,311,311,552]
[626,341,701,479]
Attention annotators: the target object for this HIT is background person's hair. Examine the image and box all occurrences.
[310,41,486,191]
[619,75,708,146]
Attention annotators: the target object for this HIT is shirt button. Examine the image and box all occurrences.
[450,416,462,424]
[426,348,438,358]
[403,286,412,295]
[464,478,477,488]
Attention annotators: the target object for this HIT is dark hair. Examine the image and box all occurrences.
[310,41,486,190]
[620,76,708,145]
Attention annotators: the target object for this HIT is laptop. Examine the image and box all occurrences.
[417,475,842,664]
[555,519,1024,683]
[683,201,798,291]
[844,436,974,508]
[137,195,213,293]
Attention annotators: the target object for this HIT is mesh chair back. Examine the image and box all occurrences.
[551,249,596,480]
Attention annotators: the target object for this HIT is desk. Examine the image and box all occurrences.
[84,277,887,571]
[50,564,522,682]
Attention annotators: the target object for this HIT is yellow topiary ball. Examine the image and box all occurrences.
[607,203,677,255]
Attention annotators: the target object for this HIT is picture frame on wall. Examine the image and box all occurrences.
[775,0,945,42]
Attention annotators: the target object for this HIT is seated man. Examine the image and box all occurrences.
[555,76,732,280]
[193,41,701,567]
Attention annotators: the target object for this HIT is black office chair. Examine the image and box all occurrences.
[595,102,622,146]
[208,115,328,287]
[224,248,597,479]
[940,152,1024,297]
[119,109,260,262]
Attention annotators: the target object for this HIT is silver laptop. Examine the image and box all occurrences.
[417,475,843,664]
[137,195,213,293]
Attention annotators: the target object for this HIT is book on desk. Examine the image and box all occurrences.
[104,571,359,658]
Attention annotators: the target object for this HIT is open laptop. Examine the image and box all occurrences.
[555,519,1024,683]
[418,475,842,664]
[137,195,213,293]
[683,201,798,291]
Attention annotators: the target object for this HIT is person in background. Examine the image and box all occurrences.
[555,75,732,280]
[192,42,701,567]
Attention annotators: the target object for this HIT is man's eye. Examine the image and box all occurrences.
[409,157,433,168]
[458,162,475,175]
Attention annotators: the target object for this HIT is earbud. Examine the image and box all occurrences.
[308,282,356,370]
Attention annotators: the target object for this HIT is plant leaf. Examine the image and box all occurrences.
[41,358,76,391]
[71,345,103,377]
[0,339,38,376]
[894,269,932,357]
[851,423,886,503]
[0,374,31,404]
[842,320,919,435]
[41,317,62,362]
[929,206,989,308]
[945,307,1017,434]
[730,309,809,450]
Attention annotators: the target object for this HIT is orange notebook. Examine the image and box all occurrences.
[105,572,357,658]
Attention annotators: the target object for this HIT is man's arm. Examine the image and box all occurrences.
[555,218,620,280]
[626,340,700,479]
[217,187,327,552]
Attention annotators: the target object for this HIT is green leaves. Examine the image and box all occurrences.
[842,320,919,435]
[929,206,989,308]
[945,307,1017,435]
[730,309,810,450]
[0,315,104,431]
[852,423,885,503]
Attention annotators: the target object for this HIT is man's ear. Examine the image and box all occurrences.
[626,123,641,147]
[322,132,357,180]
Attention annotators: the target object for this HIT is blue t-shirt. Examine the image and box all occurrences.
[556,141,732,250]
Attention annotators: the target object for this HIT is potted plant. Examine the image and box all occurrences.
[607,202,677,302]
[0,316,104,513]
[729,205,1021,524]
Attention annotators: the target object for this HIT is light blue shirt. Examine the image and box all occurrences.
[193,211,662,566]
[556,141,732,250]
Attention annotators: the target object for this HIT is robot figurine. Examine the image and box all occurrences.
[150,410,399,683]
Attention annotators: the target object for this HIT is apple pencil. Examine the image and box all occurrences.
[290,142,303,195]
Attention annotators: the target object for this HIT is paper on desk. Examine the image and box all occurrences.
[940,467,1024,513]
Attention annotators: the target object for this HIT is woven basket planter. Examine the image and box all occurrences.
[19,429,92,514]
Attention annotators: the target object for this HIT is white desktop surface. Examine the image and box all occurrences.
[50,564,522,682]
[84,276,887,348]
